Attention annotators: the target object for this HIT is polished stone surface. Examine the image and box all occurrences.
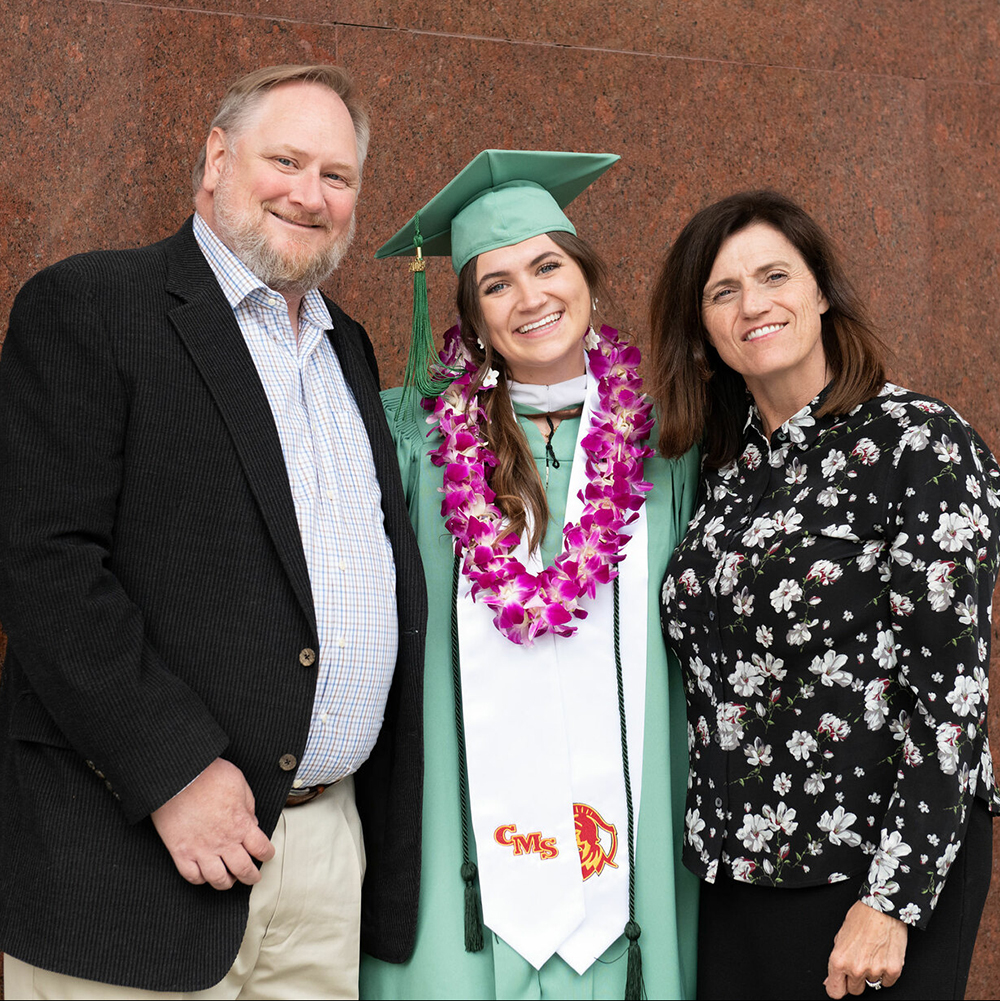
[2,2,999,997]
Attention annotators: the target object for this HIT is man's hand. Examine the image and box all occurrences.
[824,900,907,998]
[151,757,275,890]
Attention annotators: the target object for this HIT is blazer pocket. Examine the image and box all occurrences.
[9,691,75,749]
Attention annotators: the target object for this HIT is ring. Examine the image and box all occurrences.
[865,978,883,990]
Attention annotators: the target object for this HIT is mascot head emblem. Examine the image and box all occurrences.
[573,803,618,880]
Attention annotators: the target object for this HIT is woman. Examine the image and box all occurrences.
[650,189,1000,1000]
[360,150,699,999]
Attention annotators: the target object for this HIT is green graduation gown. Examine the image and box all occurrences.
[360,388,699,1000]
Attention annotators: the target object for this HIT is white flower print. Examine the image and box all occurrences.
[822,450,847,477]
[899,903,922,925]
[678,567,702,596]
[851,438,880,465]
[660,575,676,604]
[818,712,851,741]
[818,807,862,847]
[946,675,982,717]
[732,587,755,617]
[736,813,774,852]
[690,656,714,697]
[933,435,962,464]
[744,737,773,767]
[742,516,777,548]
[785,459,808,485]
[935,722,963,775]
[889,591,914,616]
[685,809,706,852]
[933,512,975,552]
[899,422,931,452]
[787,620,814,646]
[962,502,991,541]
[773,507,804,533]
[817,485,847,507]
[863,678,891,731]
[762,801,799,835]
[804,771,830,795]
[857,539,886,572]
[770,578,803,613]
[806,560,843,585]
[936,842,960,876]
[716,702,748,751]
[717,553,744,596]
[926,560,956,611]
[809,651,853,687]
[872,629,898,671]
[870,831,911,883]
[888,533,914,566]
[661,383,1000,901]
[787,730,818,761]
[753,651,786,680]
[729,659,765,698]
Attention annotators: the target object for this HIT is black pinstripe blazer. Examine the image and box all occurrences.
[0,218,425,990]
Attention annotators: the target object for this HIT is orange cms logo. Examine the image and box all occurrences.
[493,824,559,861]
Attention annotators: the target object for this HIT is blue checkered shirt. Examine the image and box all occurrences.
[193,214,398,785]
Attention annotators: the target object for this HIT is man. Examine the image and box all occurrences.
[0,65,424,998]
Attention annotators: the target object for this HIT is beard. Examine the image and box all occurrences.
[212,165,355,294]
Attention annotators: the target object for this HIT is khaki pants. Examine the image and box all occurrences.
[5,776,365,1000]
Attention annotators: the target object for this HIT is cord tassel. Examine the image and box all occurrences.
[397,213,454,424]
[625,919,644,1000]
[462,860,485,952]
[453,553,484,952]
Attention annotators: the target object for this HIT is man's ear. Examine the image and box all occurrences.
[201,127,229,194]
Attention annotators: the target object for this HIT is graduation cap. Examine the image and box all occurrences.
[376,149,619,398]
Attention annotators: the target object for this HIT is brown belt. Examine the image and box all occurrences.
[285,778,340,807]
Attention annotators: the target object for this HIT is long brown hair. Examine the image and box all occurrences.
[456,231,611,553]
[649,190,887,467]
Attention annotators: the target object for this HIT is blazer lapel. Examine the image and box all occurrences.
[163,221,316,634]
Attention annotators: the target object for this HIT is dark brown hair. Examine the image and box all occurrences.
[649,190,887,467]
[457,230,611,553]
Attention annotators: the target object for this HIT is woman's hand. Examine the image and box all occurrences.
[824,901,907,998]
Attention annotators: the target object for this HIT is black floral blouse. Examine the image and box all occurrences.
[660,382,1000,929]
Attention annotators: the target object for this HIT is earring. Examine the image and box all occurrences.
[476,337,486,351]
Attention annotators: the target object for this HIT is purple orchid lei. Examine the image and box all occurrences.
[426,323,655,646]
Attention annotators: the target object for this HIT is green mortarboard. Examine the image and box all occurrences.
[377,149,620,274]
[377,149,620,403]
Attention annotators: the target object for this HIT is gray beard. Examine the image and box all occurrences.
[212,174,355,294]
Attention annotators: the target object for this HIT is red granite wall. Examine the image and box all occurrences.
[2,1,998,996]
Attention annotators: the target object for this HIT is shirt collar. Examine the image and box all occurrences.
[192,212,333,331]
[745,380,836,449]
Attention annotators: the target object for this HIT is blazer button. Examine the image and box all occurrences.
[279,754,297,771]
[299,647,316,667]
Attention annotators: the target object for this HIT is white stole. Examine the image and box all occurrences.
[457,368,649,973]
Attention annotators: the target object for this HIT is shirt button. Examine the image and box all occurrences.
[337,637,347,648]
[299,647,316,666]
[292,778,303,789]
[279,754,297,771]
[339,559,348,571]
[268,297,278,306]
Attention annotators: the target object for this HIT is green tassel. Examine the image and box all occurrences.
[624,920,644,1000]
[461,861,484,952]
[396,212,454,423]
